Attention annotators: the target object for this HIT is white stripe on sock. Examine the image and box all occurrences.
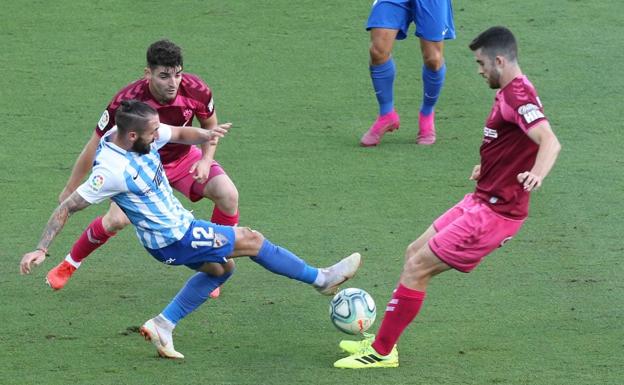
[65,254,81,269]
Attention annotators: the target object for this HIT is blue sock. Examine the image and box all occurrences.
[162,270,233,325]
[420,63,446,116]
[251,239,318,284]
[370,58,396,116]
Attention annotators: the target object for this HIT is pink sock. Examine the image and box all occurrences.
[69,217,116,263]
[211,207,239,226]
[371,284,426,356]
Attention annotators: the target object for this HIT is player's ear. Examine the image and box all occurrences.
[128,131,138,141]
[144,67,151,79]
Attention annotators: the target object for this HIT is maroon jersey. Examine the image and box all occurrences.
[95,73,215,164]
[474,75,548,219]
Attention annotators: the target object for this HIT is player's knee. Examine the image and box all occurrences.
[422,51,444,71]
[238,227,265,249]
[198,259,235,276]
[369,43,391,64]
[219,188,239,213]
[403,247,428,278]
[102,211,129,232]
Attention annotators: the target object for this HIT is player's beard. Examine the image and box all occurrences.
[132,137,152,155]
[488,69,502,89]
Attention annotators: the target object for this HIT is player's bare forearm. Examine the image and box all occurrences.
[170,124,231,145]
[518,122,561,191]
[530,133,561,180]
[37,192,91,251]
[199,115,218,161]
[527,122,561,180]
[200,140,218,161]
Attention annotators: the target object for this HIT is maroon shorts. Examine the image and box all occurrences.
[428,193,525,273]
[163,146,226,202]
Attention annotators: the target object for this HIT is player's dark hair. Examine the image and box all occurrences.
[146,39,183,69]
[469,26,517,62]
[115,100,157,134]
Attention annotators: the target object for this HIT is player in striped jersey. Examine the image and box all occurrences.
[20,100,362,359]
[47,40,237,297]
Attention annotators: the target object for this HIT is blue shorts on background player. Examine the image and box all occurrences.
[360,0,455,147]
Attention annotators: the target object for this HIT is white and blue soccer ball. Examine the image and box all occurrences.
[329,288,376,335]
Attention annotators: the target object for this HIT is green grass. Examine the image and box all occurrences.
[1,0,622,384]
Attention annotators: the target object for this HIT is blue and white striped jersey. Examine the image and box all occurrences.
[77,124,194,249]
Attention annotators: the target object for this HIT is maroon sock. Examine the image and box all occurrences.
[371,284,426,355]
[69,217,116,263]
[211,207,239,226]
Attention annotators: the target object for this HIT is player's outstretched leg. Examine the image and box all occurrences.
[248,237,361,296]
[46,216,117,290]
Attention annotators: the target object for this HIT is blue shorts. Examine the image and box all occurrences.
[366,0,455,41]
[145,220,236,270]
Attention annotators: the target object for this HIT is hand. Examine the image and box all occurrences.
[189,158,212,184]
[206,122,232,145]
[469,165,481,181]
[20,250,47,275]
[517,171,542,192]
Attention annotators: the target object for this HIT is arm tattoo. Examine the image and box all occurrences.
[36,192,91,251]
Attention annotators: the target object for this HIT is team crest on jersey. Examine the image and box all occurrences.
[89,174,105,192]
[213,232,229,248]
[207,97,214,113]
[97,110,109,131]
[183,109,193,123]
[518,103,544,124]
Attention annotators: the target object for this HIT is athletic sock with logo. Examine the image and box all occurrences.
[371,284,426,355]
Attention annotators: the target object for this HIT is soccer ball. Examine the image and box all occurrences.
[329,288,376,335]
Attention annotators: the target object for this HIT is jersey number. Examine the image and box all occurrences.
[191,226,215,248]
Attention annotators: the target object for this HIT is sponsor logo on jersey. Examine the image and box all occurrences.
[484,127,498,138]
[207,98,214,114]
[97,110,109,131]
[152,163,165,188]
[518,103,544,124]
[89,174,105,192]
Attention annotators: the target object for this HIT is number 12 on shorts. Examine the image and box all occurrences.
[191,226,215,248]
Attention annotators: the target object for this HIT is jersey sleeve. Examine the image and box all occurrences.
[153,123,173,151]
[194,91,215,120]
[502,84,548,133]
[94,105,117,137]
[184,74,215,120]
[76,166,124,204]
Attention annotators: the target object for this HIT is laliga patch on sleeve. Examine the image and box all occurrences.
[207,98,214,114]
[517,103,544,124]
[89,174,105,192]
[97,110,109,131]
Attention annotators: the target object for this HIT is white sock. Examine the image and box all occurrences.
[313,269,327,287]
[65,254,81,269]
[156,314,176,330]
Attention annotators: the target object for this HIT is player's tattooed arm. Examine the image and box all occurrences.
[20,192,91,275]
[36,192,91,251]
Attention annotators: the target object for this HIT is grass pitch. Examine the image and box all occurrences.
[1,1,622,384]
